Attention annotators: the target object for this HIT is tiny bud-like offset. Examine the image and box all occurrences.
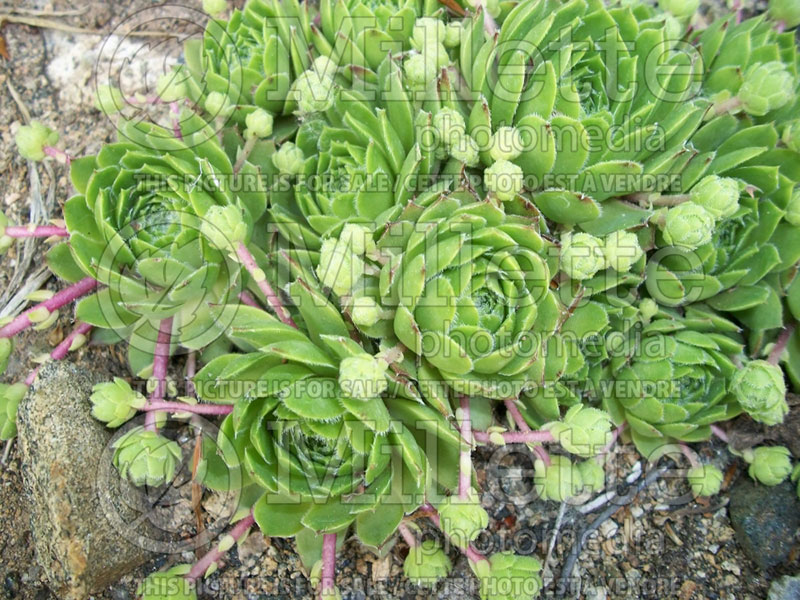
[661,202,715,249]
[488,127,523,162]
[601,230,643,273]
[201,204,248,251]
[316,238,366,296]
[534,455,584,502]
[747,446,792,486]
[112,426,183,487]
[156,69,186,103]
[544,405,613,458]
[412,17,446,51]
[577,460,605,493]
[785,188,800,227]
[311,55,338,79]
[782,120,800,154]
[137,565,196,600]
[687,465,723,497]
[768,0,800,27]
[0,383,27,440]
[202,0,227,15]
[444,22,462,48]
[484,159,524,202]
[95,84,125,115]
[738,62,794,117]
[272,142,305,175]
[475,552,543,600]
[432,107,466,149]
[15,121,59,162]
[403,540,452,587]
[658,0,700,19]
[437,488,489,548]
[294,70,335,114]
[689,175,740,219]
[338,355,388,399]
[404,53,438,86]
[90,377,147,428]
[639,298,659,321]
[245,109,274,139]
[731,360,788,426]
[449,134,480,167]
[204,91,234,118]
[338,223,376,256]
[560,232,606,280]
[351,297,383,328]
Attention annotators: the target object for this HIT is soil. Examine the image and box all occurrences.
[0,1,798,599]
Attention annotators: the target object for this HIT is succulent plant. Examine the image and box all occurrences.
[534,455,584,502]
[403,540,452,587]
[597,304,744,456]
[61,117,268,372]
[89,377,147,428]
[112,426,183,487]
[746,445,793,486]
[769,0,800,27]
[738,62,795,117]
[730,360,788,425]
[192,300,461,547]
[377,193,560,400]
[687,464,724,497]
[472,552,543,600]
[15,121,59,162]
[543,405,613,458]
[437,488,489,548]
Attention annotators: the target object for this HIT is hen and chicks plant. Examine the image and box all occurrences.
[2,0,800,598]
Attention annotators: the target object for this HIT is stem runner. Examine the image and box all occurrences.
[235,242,296,328]
[320,533,337,597]
[768,324,795,365]
[710,424,729,443]
[145,316,173,432]
[4,225,68,238]
[397,522,418,548]
[472,430,554,444]
[187,512,255,581]
[22,322,92,386]
[458,396,473,499]
[143,401,233,415]
[679,442,700,469]
[0,277,98,339]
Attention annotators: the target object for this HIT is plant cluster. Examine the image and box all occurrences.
[2,0,800,597]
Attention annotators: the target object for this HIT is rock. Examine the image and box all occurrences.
[16,362,156,599]
[769,575,800,600]
[728,477,800,571]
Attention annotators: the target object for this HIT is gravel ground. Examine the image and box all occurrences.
[0,1,798,599]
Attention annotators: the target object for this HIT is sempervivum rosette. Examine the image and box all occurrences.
[455,0,705,226]
[182,0,312,120]
[269,52,453,255]
[193,292,461,549]
[599,303,746,456]
[376,191,562,400]
[61,116,266,371]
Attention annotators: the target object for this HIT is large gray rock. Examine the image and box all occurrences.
[16,362,156,599]
[729,477,800,571]
[768,575,800,600]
